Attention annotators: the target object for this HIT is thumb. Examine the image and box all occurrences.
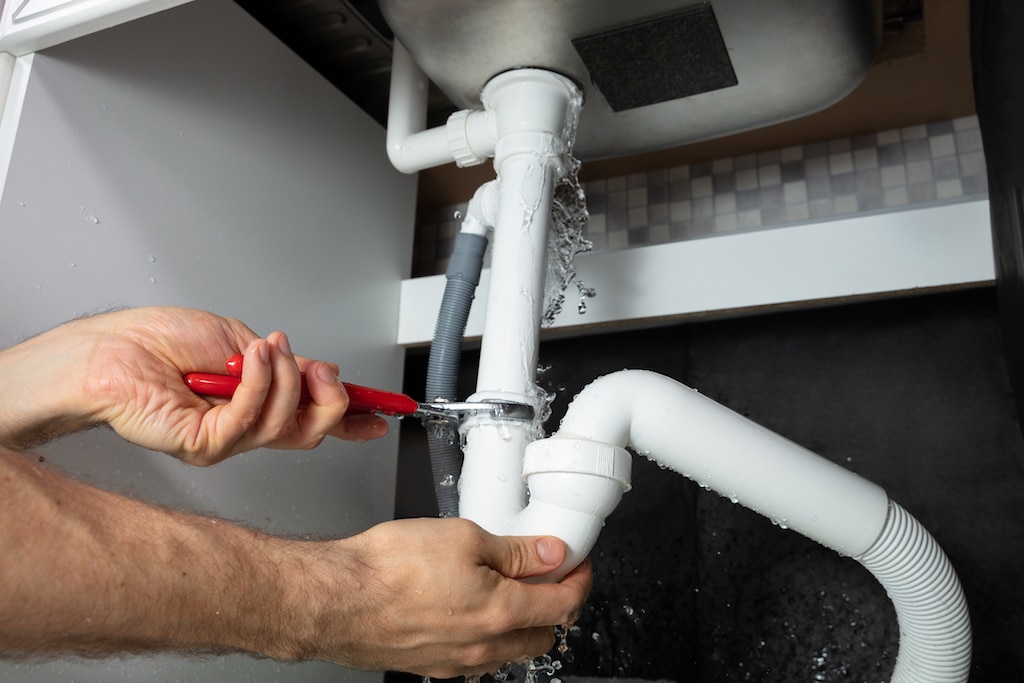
[486,535,568,580]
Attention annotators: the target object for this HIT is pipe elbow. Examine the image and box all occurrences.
[385,40,485,173]
[509,436,631,581]
[556,369,890,557]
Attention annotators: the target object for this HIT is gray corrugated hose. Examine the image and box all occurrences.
[425,230,488,517]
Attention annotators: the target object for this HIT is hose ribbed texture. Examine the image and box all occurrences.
[426,232,487,518]
[856,501,972,682]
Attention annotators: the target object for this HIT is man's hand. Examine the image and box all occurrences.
[295,518,593,678]
[0,448,592,677]
[0,307,387,463]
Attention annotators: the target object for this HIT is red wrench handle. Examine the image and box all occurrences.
[184,355,420,416]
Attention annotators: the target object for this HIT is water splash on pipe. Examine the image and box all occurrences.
[542,155,594,327]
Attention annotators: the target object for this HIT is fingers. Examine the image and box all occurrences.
[224,333,299,451]
[298,358,387,442]
[458,626,559,679]
[262,331,304,415]
[484,535,569,580]
[289,359,348,447]
[224,332,383,452]
[193,337,273,460]
[554,556,593,622]
[478,534,592,630]
[496,563,592,631]
[329,413,389,442]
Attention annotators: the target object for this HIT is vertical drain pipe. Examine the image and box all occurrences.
[455,70,583,535]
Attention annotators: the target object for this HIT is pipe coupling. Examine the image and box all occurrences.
[523,436,632,491]
[446,109,490,167]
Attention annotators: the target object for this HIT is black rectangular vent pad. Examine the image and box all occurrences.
[572,3,738,112]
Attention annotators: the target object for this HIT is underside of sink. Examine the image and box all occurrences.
[378,0,882,160]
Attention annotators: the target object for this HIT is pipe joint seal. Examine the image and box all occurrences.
[446,109,490,168]
[523,436,632,491]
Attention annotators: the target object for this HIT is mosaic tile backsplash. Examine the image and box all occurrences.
[411,116,987,278]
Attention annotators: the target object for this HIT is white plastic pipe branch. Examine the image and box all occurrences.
[460,180,499,237]
[385,41,496,173]
[522,369,972,682]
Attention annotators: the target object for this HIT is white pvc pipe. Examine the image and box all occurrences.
[470,69,580,398]
[460,180,498,237]
[532,369,972,682]
[457,70,581,531]
[408,61,971,683]
[552,370,890,554]
[512,435,631,576]
[385,41,496,174]
[385,41,450,173]
[458,416,534,534]
[471,151,554,397]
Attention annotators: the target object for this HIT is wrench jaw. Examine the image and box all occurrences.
[417,399,535,425]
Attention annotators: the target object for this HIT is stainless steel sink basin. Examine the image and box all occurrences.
[378,0,881,160]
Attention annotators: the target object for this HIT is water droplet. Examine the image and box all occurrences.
[148,255,156,262]
[556,625,569,654]
[439,474,455,488]
[69,261,76,268]
[149,277,156,284]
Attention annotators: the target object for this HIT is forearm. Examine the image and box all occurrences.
[0,319,103,449]
[0,446,319,660]
[0,445,592,675]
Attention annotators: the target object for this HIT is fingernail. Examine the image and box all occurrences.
[257,339,270,364]
[277,332,292,357]
[315,362,338,384]
[537,537,565,566]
